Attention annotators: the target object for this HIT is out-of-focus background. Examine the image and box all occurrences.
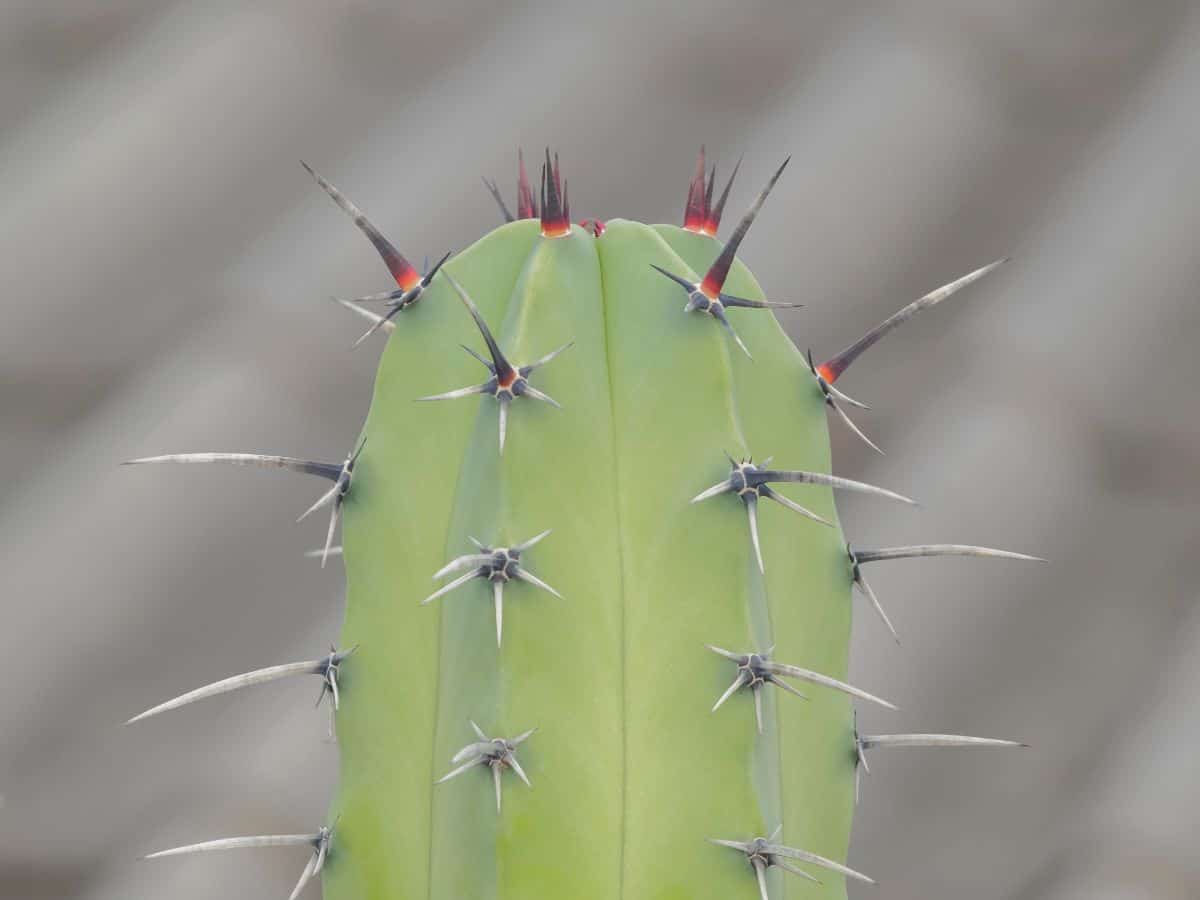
[2,2,1199,898]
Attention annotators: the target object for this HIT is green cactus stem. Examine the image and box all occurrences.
[126,148,1032,900]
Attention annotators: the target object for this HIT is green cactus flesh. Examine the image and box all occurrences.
[125,151,1025,900]
[329,207,865,899]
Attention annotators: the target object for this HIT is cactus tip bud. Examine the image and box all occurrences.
[540,148,571,237]
[683,146,742,236]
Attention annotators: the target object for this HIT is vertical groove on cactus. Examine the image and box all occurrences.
[125,149,1029,900]
[597,230,633,900]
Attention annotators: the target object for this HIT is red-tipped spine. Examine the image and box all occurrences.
[683,146,709,233]
[301,161,421,292]
[682,147,742,236]
[699,157,790,298]
[540,148,571,238]
[816,361,840,383]
[517,149,538,220]
[705,156,741,236]
[818,258,1009,383]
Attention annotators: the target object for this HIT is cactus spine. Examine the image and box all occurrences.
[127,148,1032,900]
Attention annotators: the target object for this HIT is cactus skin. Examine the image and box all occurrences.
[124,152,1028,900]
[328,194,867,899]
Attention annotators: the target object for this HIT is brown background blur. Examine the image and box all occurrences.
[3,2,1199,898]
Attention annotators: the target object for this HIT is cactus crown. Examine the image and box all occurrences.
[126,147,1033,900]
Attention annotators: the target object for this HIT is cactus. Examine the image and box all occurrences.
[125,147,1037,900]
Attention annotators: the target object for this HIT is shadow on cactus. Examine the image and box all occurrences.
[125,146,1038,899]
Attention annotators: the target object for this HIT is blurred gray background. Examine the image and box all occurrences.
[3,2,1199,898]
